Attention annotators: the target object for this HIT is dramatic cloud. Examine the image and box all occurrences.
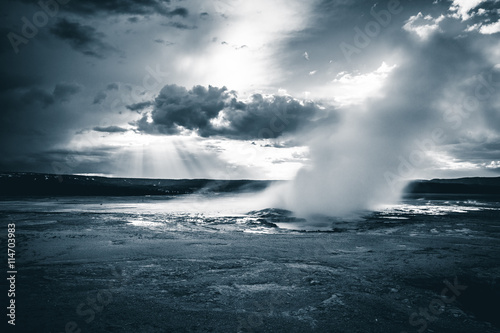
[465,8,500,35]
[14,0,190,22]
[136,84,332,140]
[449,0,487,20]
[162,22,198,30]
[93,91,107,104]
[50,19,117,58]
[21,88,55,107]
[166,7,189,18]
[153,39,174,46]
[45,0,174,17]
[93,125,128,133]
[403,13,445,40]
[106,83,119,91]
[126,101,153,112]
[53,82,83,101]
[478,20,500,34]
[8,82,82,109]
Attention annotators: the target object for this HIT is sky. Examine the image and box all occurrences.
[1,0,500,181]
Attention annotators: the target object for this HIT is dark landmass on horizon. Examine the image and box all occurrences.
[0,172,499,198]
[0,172,273,197]
[403,177,500,199]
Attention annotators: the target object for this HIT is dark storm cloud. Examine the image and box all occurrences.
[50,18,116,58]
[93,91,107,104]
[22,87,55,107]
[0,93,67,171]
[136,84,330,139]
[162,22,197,30]
[3,81,82,110]
[11,145,121,175]
[93,125,128,133]
[42,0,172,17]
[216,94,326,139]
[15,0,189,19]
[166,7,189,18]
[137,84,227,135]
[154,38,174,45]
[126,101,153,112]
[467,0,500,19]
[53,82,83,101]
[262,141,301,149]
[447,139,500,162]
[0,77,94,173]
[44,146,116,161]
[106,83,119,90]
[0,71,42,92]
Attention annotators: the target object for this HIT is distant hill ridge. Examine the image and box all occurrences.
[404,176,500,197]
[0,172,499,197]
[0,172,273,196]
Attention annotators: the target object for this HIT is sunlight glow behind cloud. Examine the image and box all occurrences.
[327,62,397,106]
[176,0,315,92]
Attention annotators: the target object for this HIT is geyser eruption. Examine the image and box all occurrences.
[278,37,492,218]
[283,110,410,217]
